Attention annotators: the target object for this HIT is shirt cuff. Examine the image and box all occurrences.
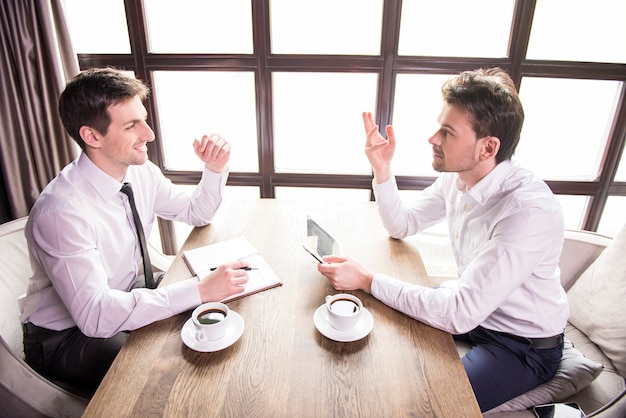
[200,166,229,193]
[371,272,426,310]
[370,272,397,304]
[372,175,398,199]
[163,277,203,315]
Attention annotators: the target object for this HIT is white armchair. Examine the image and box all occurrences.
[0,216,173,417]
[0,217,88,417]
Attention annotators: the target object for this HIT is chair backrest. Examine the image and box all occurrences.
[559,229,611,292]
[0,217,91,417]
[0,217,31,356]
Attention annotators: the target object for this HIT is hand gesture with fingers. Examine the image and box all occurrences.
[362,112,396,183]
[193,133,231,173]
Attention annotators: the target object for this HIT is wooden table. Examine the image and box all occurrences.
[83,199,481,417]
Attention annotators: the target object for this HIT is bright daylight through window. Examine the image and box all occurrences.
[63,0,626,241]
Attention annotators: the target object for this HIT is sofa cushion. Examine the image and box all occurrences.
[487,338,602,413]
[564,324,626,414]
[567,223,626,379]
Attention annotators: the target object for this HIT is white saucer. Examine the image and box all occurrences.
[181,310,244,352]
[313,304,373,342]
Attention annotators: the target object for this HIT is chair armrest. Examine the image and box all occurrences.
[559,229,612,291]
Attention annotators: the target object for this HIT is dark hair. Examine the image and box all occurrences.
[58,68,150,150]
[441,68,524,163]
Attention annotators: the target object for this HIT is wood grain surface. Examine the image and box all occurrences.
[83,199,481,418]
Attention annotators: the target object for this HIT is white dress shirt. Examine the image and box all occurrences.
[371,160,569,338]
[19,153,228,338]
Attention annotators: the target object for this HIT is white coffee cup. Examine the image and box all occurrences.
[325,293,363,331]
[192,302,230,341]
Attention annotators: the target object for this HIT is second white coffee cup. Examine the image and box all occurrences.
[325,293,363,331]
[192,302,230,341]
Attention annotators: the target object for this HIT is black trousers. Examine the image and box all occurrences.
[23,322,129,391]
[22,274,163,391]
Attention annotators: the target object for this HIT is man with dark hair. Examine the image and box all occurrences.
[19,68,250,390]
[318,68,567,411]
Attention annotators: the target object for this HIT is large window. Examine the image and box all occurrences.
[64,0,626,251]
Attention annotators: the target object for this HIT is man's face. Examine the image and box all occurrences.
[427,102,483,173]
[96,95,155,170]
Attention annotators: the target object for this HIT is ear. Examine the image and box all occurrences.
[79,126,102,149]
[479,136,500,160]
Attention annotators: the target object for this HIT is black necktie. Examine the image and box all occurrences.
[120,183,157,289]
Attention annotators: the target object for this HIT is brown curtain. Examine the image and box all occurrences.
[0,0,79,220]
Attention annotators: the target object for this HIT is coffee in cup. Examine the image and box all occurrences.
[197,308,226,324]
[325,293,363,331]
[192,302,230,341]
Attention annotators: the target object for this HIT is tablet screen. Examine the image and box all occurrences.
[303,217,341,262]
[533,403,583,418]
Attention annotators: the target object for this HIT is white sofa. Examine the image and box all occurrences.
[0,216,173,418]
[474,228,626,417]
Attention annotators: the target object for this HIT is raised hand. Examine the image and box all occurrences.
[193,133,231,173]
[362,112,396,183]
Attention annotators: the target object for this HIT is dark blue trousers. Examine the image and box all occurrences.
[455,326,563,412]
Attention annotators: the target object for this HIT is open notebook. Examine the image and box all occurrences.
[183,236,282,303]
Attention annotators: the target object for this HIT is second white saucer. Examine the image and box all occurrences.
[181,310,244,352]
[313,304,373,342]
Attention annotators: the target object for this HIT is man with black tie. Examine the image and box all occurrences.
[19,68,249,390]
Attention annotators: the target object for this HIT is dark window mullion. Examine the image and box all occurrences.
[379,0,402,129]
[508,0,536,87]
[125,0,178,254]
[124,0,163,168]
[584,83,626,230]
[368,0,402,201]
[521,61,626,81]
[252,0,274,198]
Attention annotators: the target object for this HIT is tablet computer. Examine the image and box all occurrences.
[533,403,583,418]
[302,216,342,264]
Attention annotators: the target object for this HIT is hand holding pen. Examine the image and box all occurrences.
[197,260,253,302]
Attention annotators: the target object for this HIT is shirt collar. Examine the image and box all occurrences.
[457,159,516,205]
[76,153,127,200]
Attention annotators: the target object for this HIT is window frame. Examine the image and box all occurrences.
[75,0,626,253]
